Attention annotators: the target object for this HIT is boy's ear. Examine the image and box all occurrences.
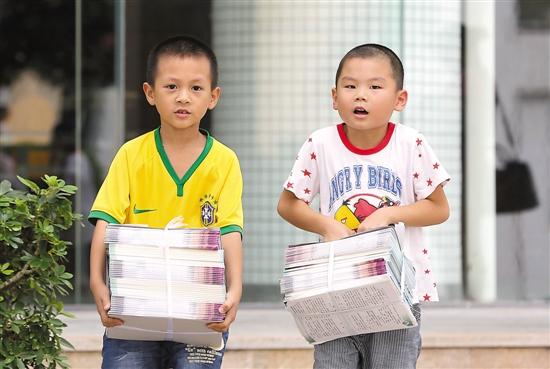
[143,82,155,106]
[331,87,338,110]
[208,86,221,110]
[394,89,408,112]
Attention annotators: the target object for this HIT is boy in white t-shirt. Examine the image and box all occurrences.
[277,44,450,369]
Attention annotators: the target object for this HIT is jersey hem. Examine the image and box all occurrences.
[220,225,243,236]
[88,210,121,225]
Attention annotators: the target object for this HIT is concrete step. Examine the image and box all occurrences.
[63,303,550,369]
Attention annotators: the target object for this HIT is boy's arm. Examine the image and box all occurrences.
[207,231,242,332]
[89,219,123,327]
[357,184,450,232]
[277,189,354,241]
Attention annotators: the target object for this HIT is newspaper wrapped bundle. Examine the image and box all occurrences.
[104,224,226,349]
[280,225,417,344]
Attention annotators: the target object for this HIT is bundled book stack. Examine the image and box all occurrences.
[104,224,226,349]
[280,225,417,344]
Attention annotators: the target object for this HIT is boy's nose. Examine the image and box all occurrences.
[355,92,367,101]
[355,88,368,101]
[176,91,190,103]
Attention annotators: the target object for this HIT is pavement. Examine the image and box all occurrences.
[63,301,550,352]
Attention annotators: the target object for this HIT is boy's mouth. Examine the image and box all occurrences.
[175,109,190,115]
[353,107,368,115]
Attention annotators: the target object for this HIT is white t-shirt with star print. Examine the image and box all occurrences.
[283,122,450,303]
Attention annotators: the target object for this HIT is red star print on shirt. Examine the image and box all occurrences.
[423,294,431,301]
[310,152,316,160]
[426,178,433,186]
[416,138,423,146]
[308,137,312,142]
[422,249,428,254]
[286,182,294,189]
[302,169,312,177]
[304,188,311,194]
[413,172,419,179]
[424,269,430,274]
[433,162,440,169]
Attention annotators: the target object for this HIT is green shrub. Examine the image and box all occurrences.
[0,176,81,369]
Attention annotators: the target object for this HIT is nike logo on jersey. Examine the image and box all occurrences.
[133,204,157,214]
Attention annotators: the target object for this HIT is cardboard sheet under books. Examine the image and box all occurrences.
[281,225,417,344]
[104,224,226,350]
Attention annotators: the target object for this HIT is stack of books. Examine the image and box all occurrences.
[280,225,417,344]
[104,224,226,349]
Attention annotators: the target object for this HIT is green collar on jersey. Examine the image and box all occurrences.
[154,127,213,197]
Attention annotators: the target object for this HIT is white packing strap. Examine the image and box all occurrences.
[162,216,186,341]
[400,254,406,300]
[327,241,335,291]
[394,223,407,299]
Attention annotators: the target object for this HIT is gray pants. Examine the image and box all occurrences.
[313,304,421,369]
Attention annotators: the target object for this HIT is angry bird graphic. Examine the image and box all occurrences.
[334,200,361,230]
[334,194,400,230]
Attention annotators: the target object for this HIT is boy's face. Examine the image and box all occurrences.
[143,55,220,132]
[331,56,407,135]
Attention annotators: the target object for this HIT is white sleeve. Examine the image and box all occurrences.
[412,133,451,200]
[282,136,320,205]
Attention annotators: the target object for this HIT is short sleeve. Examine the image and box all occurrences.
[283,136,320,205]
[88,147,130,225]
[412,133,451,200]
[215,154,244,236]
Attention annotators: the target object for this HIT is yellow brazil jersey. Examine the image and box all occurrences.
[88,128,243,236]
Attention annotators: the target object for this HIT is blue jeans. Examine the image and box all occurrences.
[102,332,229,369]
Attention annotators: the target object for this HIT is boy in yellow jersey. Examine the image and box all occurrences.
[89,35,243,369]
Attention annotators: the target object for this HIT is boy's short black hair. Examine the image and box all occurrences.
[335,43,404,90]
[146,35,218,87]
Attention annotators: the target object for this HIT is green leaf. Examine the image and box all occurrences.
[16,358,25,369]
[59,310,75,319]
[11,323,20,334]
[0,179,12,195]
[17,176,40,194]
[60,185,77,194]
[58,336,74,349]
[50,318,65,327]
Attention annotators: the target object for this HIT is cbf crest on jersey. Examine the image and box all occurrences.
[200,194,218,226]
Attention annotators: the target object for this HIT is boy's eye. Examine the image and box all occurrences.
[370,85,382,89]
[344,85,356,89]
[192,86,203,91]
[166,84,177,90]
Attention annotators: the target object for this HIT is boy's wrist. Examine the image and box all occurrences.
[226,288,242,302]
[384,206,400,225]
[318,215,337,235]
[89,277,106,290]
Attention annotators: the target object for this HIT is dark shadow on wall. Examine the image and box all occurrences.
[125,0,213,140]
